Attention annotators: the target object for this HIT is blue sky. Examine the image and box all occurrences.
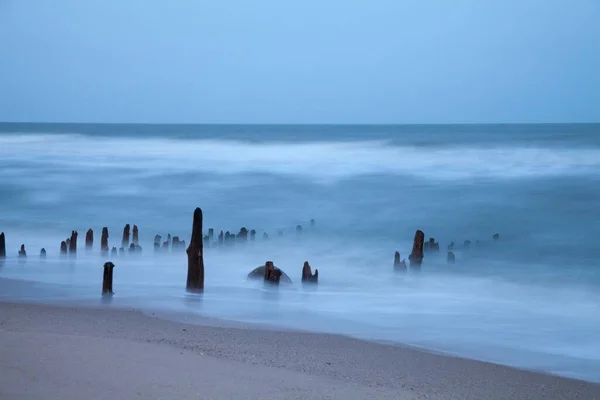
[1,0,598,123]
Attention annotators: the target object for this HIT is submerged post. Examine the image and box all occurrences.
[132,224,139,246]
[40,248,46,259]
[0,232,5,258]
[394,251,407,272]
[186,207,205,292]
[101,227,109,256]
[18,244,27,258]
[69,230,78,254]
[122,224,130,248]
[60,240,67,255]
[447,251,456,264]
[301,261,318,284]
[409,230,425,268]
[264,261,282,285]
[102,262,116,296]
[85,229,93,250]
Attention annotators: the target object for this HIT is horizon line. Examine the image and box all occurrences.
[1,121,599,126]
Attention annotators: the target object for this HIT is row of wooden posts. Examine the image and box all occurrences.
[1,210,499,296]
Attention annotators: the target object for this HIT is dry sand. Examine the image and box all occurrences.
[1,300,599,400]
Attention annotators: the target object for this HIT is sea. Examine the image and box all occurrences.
[1,123,599,382]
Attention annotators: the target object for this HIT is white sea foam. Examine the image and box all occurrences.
[1,133,599,182]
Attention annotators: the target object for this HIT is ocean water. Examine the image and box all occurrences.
[1,123,600,381]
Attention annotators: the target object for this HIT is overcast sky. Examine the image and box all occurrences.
[0,0,598,124]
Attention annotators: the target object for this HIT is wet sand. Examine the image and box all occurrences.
[1,300,599,399]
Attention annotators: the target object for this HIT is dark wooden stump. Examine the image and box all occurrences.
[40,248,46,259]
[237,227,248,242]
[493,233,500,241]
[247,264,292,283]
[69,230,78,254]
[394,251,407,272]
[85,229,93,250]
[101,227,109,255]
[310,218,315,227]
[264,261,282,285]
[301,261,318,284]
[0,232,5,259]
[203,235,210,248]
[447,251,456,264]
[173,236,185,251]
[102,262,115,296]
[208,228,214,243]
[111,247,117,256]
[60,240,67,255]
[154,234,162,252]
[186,207,204,292]
[121,224,130,248]
[132,225,139,246]
[250,229,256,241]
[18,244,27,258]
[409,230,425,268]
[263,232,269,240]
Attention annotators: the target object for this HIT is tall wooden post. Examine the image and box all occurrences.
[101,227,109,256]
[122,224,130,248]
[0,232,5,258]
[102,262,115,295]
[85,229,93,250]
[409,230,425,268]
[132,225,139,246]
[69,231,78,254]
[186,207,204,292]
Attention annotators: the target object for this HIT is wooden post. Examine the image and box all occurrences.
[493,233,500,241]
[101,227,109,255]
[447,251,456,264]
[132,225,139,246]
[102,262,115,296]
[218,230,224,246]
[154,234,162,252]
[264,261,282,285]
[208,228,214,243]
[394,251,407,272]
[250,229,256,241]
[301,261,318,284]
[296,225,302,236]
[310,218,315,228]
[69,230,78,254]
[409,230,425,268]
[263,232,269,240]
[0,232,5,259]
[85,229,93,250]
[40,248,46,259]
[111,247,117,256]
[121,224,130,248]
[18,244,27,258]
[186,207,204,292]
[60,240,67,255]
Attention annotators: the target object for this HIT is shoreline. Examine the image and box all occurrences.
[1,299,599,399]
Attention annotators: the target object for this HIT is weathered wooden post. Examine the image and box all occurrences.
[121,224,130,248]
[111,247,117,256]
[60,240,67,255]
[69,230,78,254]
[186,207,204,292]
[132,225,139,246]
[394,251,407,272]
[40,248,46,259]
[18,244,27,258]
[102,262,115,296]
[493,233,500,241]
[66,238,71,252]
[447,251,456,264]
[310,218,315,228]
[409,230,425,268]
[218,230,224,246]
[203,235,210,248]
[263,232,269,240]
[250,229,256,241]
[101,227,109,256]
[301,261,318,284]
[237,227,248,242]
[85,229,93,250]
[154,234,162,251]
[0,232,5,259]
[208,228,214,244]
[264,261,282,285]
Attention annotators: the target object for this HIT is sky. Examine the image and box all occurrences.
[0,0,599,124]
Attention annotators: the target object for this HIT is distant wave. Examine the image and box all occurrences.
[1,133,599,182]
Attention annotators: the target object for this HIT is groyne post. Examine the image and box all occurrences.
[102,262,115,296]
[186,207,205,292]
[409,230,425,268]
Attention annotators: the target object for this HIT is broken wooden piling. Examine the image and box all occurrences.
[154,234,162,251]
[186,207,205,292]
[101,227,109,256]
[264,261,282,285]
[69,230,78,254]
[132,225,139,246]
[301,261,318,284]
[409,230,425,268]
[0,232,5,258]
[102,262,115,296]
[85,229,93,250]
[40,248,46,259]
[60,240,67,255]
[121,224,130,248]
[111,247,117,256]
[394,251,407,272]
[18,244,26,258]
[447,251,456,264]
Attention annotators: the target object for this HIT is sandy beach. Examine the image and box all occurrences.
[0,299,598,400]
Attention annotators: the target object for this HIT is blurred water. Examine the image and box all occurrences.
[0,123,599,382]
